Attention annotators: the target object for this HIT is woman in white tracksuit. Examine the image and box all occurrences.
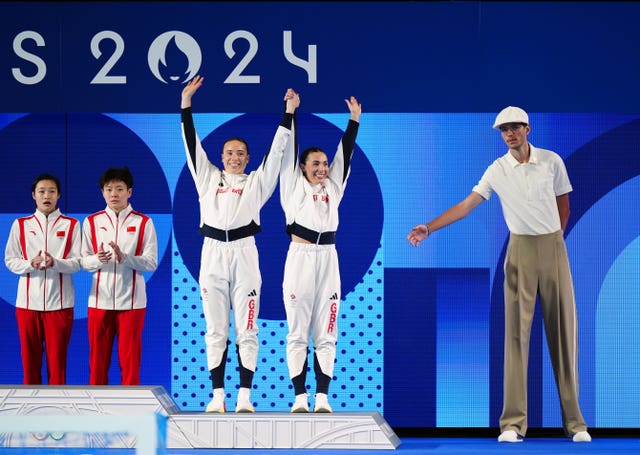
[81,167,158,386]
[280,95,361,413]
[4,173,81,385]
[181,76,299,413]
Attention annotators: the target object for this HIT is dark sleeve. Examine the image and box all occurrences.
[260,112,295,170]
[280,112,294,130]
[339,119,359,184]
[181,107,197,170]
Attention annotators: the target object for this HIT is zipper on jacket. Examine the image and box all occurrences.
[42,216,48,308]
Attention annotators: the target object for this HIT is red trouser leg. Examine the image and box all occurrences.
[116,308,146,385]
[42,308,74,385]
[16,308,44,385]
[88,308,116,385]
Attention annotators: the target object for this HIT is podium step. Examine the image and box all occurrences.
[0,386,400,450]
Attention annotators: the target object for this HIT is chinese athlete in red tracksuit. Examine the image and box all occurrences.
[81,168,158,385]
[180,76,299,412]
[279,96,361,413]
[4,174,81,385]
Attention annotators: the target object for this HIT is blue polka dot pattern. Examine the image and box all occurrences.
[171,233,383,411]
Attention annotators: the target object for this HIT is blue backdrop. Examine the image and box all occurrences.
[0,2,638,430]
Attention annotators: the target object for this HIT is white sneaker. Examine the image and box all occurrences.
[498,430,523,442]
[291,393,309,413]
[205,388,226,413]
[572,431,592,442]
[313,393,333,413]
[235,387,255,413]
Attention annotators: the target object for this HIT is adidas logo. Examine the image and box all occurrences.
[247,289,257,297]
[329,292,338,301]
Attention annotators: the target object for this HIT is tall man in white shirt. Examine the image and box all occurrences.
[407,106,591,443]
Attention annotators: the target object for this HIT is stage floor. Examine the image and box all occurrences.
[4,436,640,454]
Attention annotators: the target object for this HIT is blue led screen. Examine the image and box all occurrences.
[0,2,638,430]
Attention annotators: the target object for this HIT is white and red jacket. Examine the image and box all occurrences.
[280,119,359,239]
[81,204,158,310]
[4,209,81,311]
[181,107,293,236]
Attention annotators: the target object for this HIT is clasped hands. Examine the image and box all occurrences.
[97,241,125,264]
[31,251,53,270]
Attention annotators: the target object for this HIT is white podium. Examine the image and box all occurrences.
[0,386,400,450]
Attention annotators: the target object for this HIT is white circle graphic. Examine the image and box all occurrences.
[148,31,202,84]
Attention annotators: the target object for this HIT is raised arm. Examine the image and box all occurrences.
[284,88,300,115]
[180,76,219,196]
[279,90,302,204]
[254,88,300,205]
[181,75,203,110]
[346,95,362,123]
[407,191,485,247]
[181,75,204,168]
[328,96,361,188]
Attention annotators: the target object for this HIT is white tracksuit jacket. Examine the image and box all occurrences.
[4,209,81,311]
[81,205,158,310]
[279,119,359,233]
[182,108,293,233]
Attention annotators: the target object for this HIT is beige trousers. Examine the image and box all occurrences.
[500,230,587,436]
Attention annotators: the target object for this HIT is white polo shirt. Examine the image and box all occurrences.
[472,144,573,235]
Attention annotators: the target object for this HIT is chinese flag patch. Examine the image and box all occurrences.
[56,231,65,237]
[127,226,136,233]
